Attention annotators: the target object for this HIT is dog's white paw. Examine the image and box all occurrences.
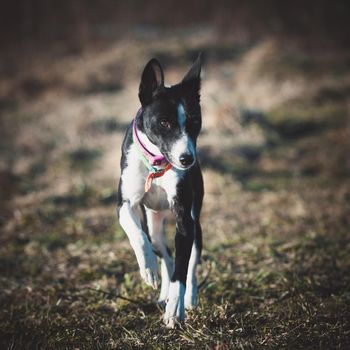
[163,281,185,328]
[164,315,180,329]
[136,242,159,289]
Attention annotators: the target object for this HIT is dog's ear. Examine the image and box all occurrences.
[181,53,202,95]
[139,58,164,105]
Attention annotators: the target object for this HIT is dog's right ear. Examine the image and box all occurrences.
[139,59,164,105]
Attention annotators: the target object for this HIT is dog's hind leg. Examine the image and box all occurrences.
[145,208,174,305]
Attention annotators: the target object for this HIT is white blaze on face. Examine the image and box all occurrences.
[177,103,187,129]
[169,103,196,169]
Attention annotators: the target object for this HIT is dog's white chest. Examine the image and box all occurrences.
[142,168,182,211]
[142,184,169,211]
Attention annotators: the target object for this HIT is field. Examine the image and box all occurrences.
[1,28,350,349]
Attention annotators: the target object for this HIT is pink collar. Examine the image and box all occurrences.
[132,108,169,168]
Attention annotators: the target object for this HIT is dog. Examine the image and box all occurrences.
[117,55,203,328]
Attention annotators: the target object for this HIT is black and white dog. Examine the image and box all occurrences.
[117,55,203,328]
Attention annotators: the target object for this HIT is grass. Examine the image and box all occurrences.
[68,148,102,171]
[1,150,349,349]
[1,32,350,349]
[1,224,349,349]
[266,102,347,138]
[87,118,128,134]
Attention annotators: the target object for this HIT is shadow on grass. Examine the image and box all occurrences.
[83,76,123,94]
[200,96,348,191]
[45,183,117,207]
[199,145,293,192]
[87,117,129,134]
[240,100,347,139]
[68,147,102,171]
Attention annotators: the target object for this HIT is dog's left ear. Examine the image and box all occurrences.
[139,58,164,105]
[181,53,202,95]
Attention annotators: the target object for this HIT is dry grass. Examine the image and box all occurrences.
[1,28,350,349]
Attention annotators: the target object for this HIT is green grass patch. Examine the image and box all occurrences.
[34,231,72,251]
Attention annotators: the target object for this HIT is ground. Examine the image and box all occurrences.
[1,28,350,349]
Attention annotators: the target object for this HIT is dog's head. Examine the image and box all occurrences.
[138,55,202,170]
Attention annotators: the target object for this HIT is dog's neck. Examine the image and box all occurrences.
[137,130,161,158]
[132,109,169,168]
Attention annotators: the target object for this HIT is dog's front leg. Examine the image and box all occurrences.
[163,193,194,328]
[119,202,159,289]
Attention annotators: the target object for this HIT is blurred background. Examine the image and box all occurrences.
[1,1,350,348]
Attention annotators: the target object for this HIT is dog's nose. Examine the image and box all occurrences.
[179,153,194,167]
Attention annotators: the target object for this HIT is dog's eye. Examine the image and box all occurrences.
[160,119,171,129]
